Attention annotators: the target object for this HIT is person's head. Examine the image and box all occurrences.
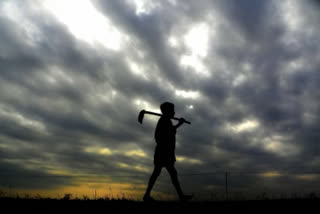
[160,102,175,118]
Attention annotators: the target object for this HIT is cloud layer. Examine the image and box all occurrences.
[0,0,319,199]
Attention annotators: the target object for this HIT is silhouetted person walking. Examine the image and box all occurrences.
[143,102,193,202]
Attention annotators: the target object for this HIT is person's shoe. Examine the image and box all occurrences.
[143,195,156,202]
[179,194,193,202]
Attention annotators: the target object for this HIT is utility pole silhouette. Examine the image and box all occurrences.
[225,172,228,201]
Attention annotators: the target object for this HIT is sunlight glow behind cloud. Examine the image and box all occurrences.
[175,89,201,100]
[84,146,112,156]
[0,1,43,47]
[227,120,260,133]
[184,23,209,58]
[43,0,127,50]
[128,0,161,16]
[263,136,300,157]
[179,23,211,76]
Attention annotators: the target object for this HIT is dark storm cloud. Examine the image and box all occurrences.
[216,0,271,38]
[0,158,73,189]
[0,0,320,198]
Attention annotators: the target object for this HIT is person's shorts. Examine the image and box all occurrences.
[154,146,176,167]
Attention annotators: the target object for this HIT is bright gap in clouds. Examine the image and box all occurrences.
[262,136,300,157]
[184,23,209,58]
[179,23,211,76]
[42,0,127,50]
[128,0,161,16]
[0,1,43,48]
[227,120,260,133]
[280,0,303,32]
[175,89,200,100]
[126,59,149,80]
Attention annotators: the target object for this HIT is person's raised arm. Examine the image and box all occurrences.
[174,118,186,130]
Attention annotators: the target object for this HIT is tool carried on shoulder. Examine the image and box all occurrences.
[138,109,191,125]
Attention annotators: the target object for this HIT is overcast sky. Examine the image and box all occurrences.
[0,0,320,200]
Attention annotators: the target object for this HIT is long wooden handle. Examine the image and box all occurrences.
[144,111,191,125]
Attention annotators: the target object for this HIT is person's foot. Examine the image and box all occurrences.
[179,194,193,201]
[143,195,156,202]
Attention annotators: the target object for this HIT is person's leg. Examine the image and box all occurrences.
[166,164,193,201]
[166,164,183,198]
[144,165,162,200]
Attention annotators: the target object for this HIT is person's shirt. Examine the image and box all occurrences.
[154,116,176,147]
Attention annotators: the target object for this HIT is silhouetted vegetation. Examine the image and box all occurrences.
[0,190,319,212]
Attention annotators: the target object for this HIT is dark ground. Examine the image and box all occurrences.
[1,198,319,212]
